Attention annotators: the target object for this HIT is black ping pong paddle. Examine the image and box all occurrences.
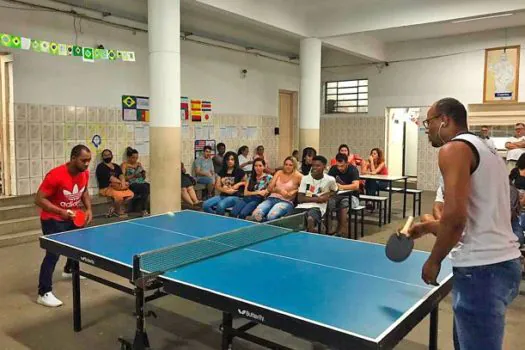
[385,216,415,263]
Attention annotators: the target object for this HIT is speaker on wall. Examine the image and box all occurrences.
[274,127,279,135]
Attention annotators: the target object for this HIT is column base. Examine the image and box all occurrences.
[299,128,320,153]
[149,126,181,214]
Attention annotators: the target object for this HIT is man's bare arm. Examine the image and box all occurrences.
[428,142,472,264]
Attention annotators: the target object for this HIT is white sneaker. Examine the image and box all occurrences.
[62,272,86,280]
[37,292,63,307]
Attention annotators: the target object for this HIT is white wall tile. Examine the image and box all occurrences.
[15,141,29,160]
[65,141,77,158]
[30,177,42,194]
[54,141,65,159]
[54,157,65,167]
[54,124,64,140]
[15,103,27,122]
[76,107,87,123]
[30,141,42,159]
[29,123,42,140]
[42,158,54,176]
[65,124,76,140]
[28,104,41,123]
[42,124,54,141]
[42,141,54,159]
[98,107,107,123]
[65,106,76,123]
[87,107,98,123]
[16,160,29,178]
[42,105,54,123]
[107,125,116,140]
[76,124,86,140]
[54,106,64,123]
[17,178,30,195]
[15,122,28,141]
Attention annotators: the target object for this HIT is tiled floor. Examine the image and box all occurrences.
[0,192,523,350]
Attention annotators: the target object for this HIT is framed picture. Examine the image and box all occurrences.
[483,45,520,103]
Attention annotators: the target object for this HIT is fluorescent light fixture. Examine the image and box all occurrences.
[452,13,514,23]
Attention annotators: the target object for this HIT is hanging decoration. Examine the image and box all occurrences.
[0,32,135,63]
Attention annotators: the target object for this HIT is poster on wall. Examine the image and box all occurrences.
[122,95,150,122]
[191,99,202,122]
[194,140,216,159]
[181,97,189,123]
[483,45,520,103]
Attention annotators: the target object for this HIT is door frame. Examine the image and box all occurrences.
[278,89,298,164]
[0,53,14,196]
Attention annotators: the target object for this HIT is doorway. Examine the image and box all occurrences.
[0,53,14,196]
[278,90,297,163]
[386,107,420,178]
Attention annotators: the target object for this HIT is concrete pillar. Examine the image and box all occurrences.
[148,0,181,214]
[299,38,322,153]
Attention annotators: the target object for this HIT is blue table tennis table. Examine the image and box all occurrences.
[40,210,453,350]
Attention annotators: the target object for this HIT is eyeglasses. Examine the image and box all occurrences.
[422,114,442,129]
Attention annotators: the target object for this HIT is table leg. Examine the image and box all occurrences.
[388,181,393,223]
[429,307,438,350]
[221,312,233,350]
[72,260,81,332]
[403,177,408,218]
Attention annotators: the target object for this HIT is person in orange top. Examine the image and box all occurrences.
[362,147,389,195]
[329,144,363,167]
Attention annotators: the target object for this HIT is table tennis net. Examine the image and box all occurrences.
[134,213,305,283]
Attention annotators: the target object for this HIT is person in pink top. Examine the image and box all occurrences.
[252,156,302,222]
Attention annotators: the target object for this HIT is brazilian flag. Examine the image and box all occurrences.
[108,50,116,61]
[49,42,59,55]
[31,39,41,52]
[72,46,83,56]
[0,33,21,48]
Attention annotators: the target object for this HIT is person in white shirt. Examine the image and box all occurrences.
[296,155,338,233]
[237,145,253,172]
[479,125,497,152]
[504,122,525,169]
[420,175,444,224]
[409,98,522,350]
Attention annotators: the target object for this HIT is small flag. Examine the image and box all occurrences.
[49,42,59,55]
[10,35,21,49]
[108,50,116,61]
[117,50,123,59]
[21,37,31,50]
[72,46,82,56]
[31,40,41,52]
[58,44,68,56]
[181,97,189,121]
[0,33,10,47]
[67,45,74,56]
[40,41,50,53]
[202,101,212,122]
[191,99,202,122]
[128,52,136,62]
[82,47,94,63]
[94,49,106,60]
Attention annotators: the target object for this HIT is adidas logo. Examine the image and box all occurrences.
[237,309,265,322]
[60,184,85,208]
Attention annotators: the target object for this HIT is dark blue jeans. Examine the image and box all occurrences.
[452,258,522,350]
[511,217,524,246]
[38,219,75,296]
[230,196,264,219]
[365,179,388,196]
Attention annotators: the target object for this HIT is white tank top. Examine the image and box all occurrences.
[448,133,521,267]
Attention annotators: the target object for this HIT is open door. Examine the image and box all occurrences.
[0,53,14,196]
[387,107,420,178]
[278,90,297,163]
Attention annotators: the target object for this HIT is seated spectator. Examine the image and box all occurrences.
[253,145,273,174]
[181,162,200,207]
[299,147,317,175]
[479,125,497,151]
[509,153,525,241]
[203,151,246,215]
[327,153,361,235]
[193,145,215,198]
[296,156,338,233]
[329,144,363,167]
[238,145,253,173]
[509,180,524,246]
[362,148,389,196]
[230,158,272,219]
[96,149,134,218]
[292,149,299,162]
[252,157,302,222]
[212,142,226,174]
[122,147,150,216]
[505,122,525,170]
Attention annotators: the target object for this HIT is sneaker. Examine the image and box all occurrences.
[62,272,87,280]
[37,292,63,307]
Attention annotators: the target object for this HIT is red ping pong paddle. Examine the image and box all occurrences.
[72,209,86,227]
[385,216,415,263]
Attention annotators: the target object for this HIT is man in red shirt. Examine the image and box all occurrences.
[35,145,93,307]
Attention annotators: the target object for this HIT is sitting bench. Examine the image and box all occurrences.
[348,205,365,239]
[359,194,388,226]
[380,187,423,217]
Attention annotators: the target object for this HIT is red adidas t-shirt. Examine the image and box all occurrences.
[38,164,90,221]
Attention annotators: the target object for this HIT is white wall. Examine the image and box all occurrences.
[322,26,525,117]
[0,2,300,115]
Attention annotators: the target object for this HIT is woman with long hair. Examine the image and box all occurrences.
[203,151,246,215]
[230,158,273,219]
[299,147,317,175]
[362,147,389,195]
[252,156,302,222]
[181,162,200,207]
[329,144,362,167]
[122,147,150,216]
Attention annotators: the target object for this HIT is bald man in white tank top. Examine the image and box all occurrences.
[408,98,522,350]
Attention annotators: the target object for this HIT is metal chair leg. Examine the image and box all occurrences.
[360,209,364,238]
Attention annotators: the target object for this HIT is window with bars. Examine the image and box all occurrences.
[324,79,368,114]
